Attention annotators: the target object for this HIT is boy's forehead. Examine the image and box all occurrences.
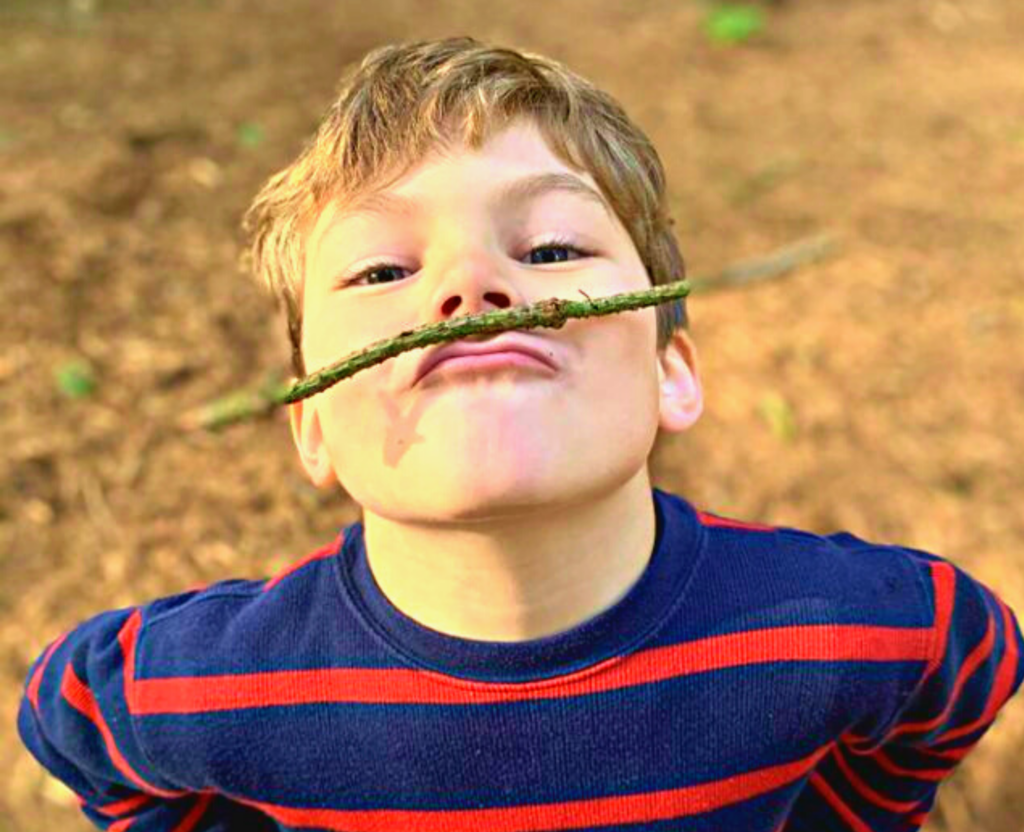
[322,120,608,226]
[328,170,611,227]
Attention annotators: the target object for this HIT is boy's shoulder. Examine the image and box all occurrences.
[136,531,349,677]
[773,521,946,610]
[687,503,943,635]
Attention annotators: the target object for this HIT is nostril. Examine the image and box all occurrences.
[441,291,512,320]
[485,293,512,308]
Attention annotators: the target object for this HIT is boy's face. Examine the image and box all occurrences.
[290,118,702,522]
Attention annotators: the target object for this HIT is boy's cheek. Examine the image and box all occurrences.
[303,298,412,374]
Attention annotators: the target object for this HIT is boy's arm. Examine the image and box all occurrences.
[16,603,275,831]
[805,552,1024,830]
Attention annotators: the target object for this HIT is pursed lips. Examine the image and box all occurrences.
[413,334,559,387]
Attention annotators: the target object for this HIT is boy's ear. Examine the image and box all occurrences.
[657,329,703,433]
[288,398,336,489]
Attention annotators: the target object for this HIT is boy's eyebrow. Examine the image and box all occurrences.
[333,171,613,224]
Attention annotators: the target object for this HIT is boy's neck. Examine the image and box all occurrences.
[361,469,657,643]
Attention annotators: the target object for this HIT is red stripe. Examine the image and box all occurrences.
[58,659,186,799]
[839,581,1013,785]
[869,747,950,782]
[923,561,956,682]
[933,595,1020,744]
[28,631,70,713]
[100,793,214,831]
[888,603,1018,764]
[827,744,920,813]
[131,622,931,714]
[227,745,831,832]
[882,605,995,741]
[263,532,346,592]
[808,770,873,832]
[94,793,152,817]
[119,609,143,715]
[845,560,956,748]
[695,510,776,531]
[913,741,973,762]
[172,793,215,832]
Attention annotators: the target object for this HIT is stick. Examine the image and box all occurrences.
[175,280,688,432]
[178,232,837,430]
[284,279,691,404]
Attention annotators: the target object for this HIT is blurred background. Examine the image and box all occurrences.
[2,1,1023,830]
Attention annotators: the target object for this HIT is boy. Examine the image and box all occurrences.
[17,36,1024,832]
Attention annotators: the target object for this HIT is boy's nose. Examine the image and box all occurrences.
[430,247,519,320]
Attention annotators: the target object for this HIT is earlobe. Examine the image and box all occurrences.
[288,399,336,488]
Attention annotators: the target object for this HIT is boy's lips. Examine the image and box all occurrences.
[412,332,559,387]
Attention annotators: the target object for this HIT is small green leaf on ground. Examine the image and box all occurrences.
[55,358,97,399]
[237,122,265,149]
[705,4,765,45]
[758,391,797,442]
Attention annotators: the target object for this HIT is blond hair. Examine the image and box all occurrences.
[243,36,689,379]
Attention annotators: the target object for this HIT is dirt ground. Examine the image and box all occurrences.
[2,0,1023,830]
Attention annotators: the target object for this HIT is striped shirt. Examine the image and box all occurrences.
[17,487,1024,831]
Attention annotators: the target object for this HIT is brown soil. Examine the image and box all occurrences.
[2,1,1023,830]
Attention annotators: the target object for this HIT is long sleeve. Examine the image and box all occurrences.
[794,550,1024,831]
[16,604,276,831]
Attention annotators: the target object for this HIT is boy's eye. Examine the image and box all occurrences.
[525,242,588,265]
[351,264,409,287]
[345,241,590,288]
